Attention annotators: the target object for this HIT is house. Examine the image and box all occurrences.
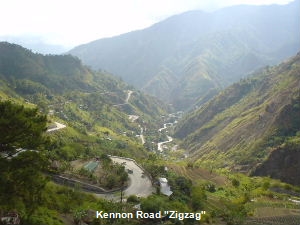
[50,160,61,171]
[158,178,173,196]
[1,212,20,225]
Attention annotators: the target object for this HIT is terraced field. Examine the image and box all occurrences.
[168,164,227,185]
[245,215,300,225]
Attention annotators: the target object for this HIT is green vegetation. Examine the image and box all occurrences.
[163,163,300,225]
[0,101,50,221]
[0,152,49,217]
[174,53,300,185]
[0,42,169,162]
[1,42,300,224]
[69,2,299,110]
[0,101,47,152]
[0,42,168,224]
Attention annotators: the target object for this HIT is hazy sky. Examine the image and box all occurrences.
[0,0,294,47]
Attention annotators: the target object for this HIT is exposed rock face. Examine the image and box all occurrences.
[252,147,300,186]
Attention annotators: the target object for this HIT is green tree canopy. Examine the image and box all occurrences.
[0,101,47,152]
[0,151,49,216]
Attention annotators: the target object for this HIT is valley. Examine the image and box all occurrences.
[69,0,300,110]
[0,2,300,224]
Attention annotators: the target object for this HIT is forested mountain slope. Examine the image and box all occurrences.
[1,43,300,225]
[69,1,300,110]
[174,53,300,185]
[0,42,168,158]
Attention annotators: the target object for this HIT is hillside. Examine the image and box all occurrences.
[1,43,300,225]
[0,42,169,158]
[174,53,300,185]
[69,1,300,110]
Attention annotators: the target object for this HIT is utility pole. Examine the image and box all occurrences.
[120,181,124,204]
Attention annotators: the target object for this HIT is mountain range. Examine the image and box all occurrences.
[0,42,168,159]
[174,52,300,185]
[2,41,300,186]
[0,35,68,54]
[69,0,300,110]
[1,2,300,222]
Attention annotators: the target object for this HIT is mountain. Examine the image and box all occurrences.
[1,43,300,225]
[69,1,300,110]
[0,35,69,54]
[0,42,168,157]
[173,53,300,185]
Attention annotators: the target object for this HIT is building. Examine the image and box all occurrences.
[1,212,20,225]
[158,178,173,196]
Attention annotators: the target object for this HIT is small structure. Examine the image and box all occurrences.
[1,212,20,225]
[289,198,300,205]
[50,160,61,171]
[82,209,96,224]
[48,109,55,116]
[158,178,173,196]
[84,161,99,172]
[46,122,66,132]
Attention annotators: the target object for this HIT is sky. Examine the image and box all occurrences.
[0,0,295,49]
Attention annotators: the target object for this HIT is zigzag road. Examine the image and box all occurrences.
[52,156,154,201]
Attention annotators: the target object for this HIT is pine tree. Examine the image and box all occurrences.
[0,100,47,152]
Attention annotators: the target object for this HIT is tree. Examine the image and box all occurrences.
[73,208,87,225]
[191,186,207,210]
[0,101,48,217]
[231,178,240,187]
[220,199,248,225]
[0,151,49,216]
[0,101,47,152]
[175,176,192,196]
[100,153,112,168]
[105,175,117,189]
[141,196,167,214]
[127,195,140,203]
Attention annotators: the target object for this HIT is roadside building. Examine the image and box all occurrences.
[158,177,173,196]
[1,212,20,225]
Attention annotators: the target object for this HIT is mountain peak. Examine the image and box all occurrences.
[69,2,299,110]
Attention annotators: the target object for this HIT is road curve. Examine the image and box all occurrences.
[95,156,154,201]
[126,90,133,103]
[157,136,173,152]
[47,122,66,132]
[111,157,153,197]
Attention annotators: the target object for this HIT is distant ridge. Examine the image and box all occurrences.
[69,1,300,110]
[173,53,300,185]
[0,42,168,146]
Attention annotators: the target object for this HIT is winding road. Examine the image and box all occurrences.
[95,156,154,201]
[46,122,66,132]
[158,123,173,132]
[111,157,153,197]
[157,123,174,152]
[113,90,134,107]
[139,126,145,145]
[125,90,133,103]
[52,156,154,201]
[157,135,173,152]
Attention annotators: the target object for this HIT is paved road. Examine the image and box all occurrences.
[139,127,145,145]
[111,157,153,197]
[157,136,173,152]
[157,123,174,151]
[158,123,173,132]
[126,90,133,103]
[113,90,133,107]
[47,122,66,132]
[95,156,154,201]
[128,115,139,122]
